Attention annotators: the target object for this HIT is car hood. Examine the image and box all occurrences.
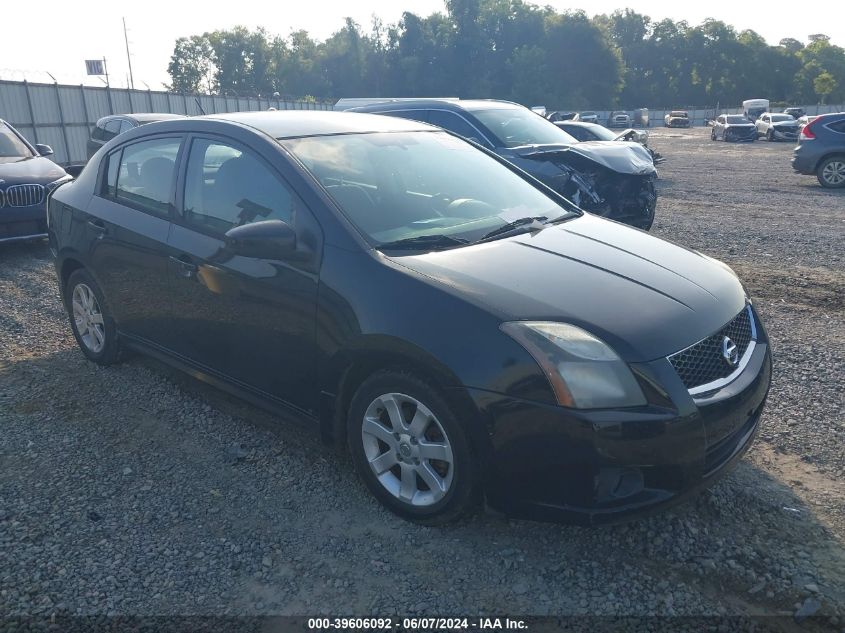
[507,141,656,175]
[389,214,746,362]
[0,156,67,184]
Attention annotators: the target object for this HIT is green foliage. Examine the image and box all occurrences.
[166,5,844,107]
[814,72,838,103]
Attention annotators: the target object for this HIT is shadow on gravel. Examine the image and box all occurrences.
[2,348,843,623]
[0,239,51,264]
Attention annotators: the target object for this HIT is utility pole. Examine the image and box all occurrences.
[103,57,110,86]
[123,17,135,90]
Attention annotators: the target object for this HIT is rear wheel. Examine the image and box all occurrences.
[347,370,479,524]
[766,130,774,142]
[710,129,716,141]
[817,156,845,188]
[65,269,122,365]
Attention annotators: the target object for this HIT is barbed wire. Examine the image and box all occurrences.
[0,67,161,88]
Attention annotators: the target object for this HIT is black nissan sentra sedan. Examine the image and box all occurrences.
[49,112,772,525]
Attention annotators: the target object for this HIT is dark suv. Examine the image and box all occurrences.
[792,112,845,188]
[0,119,70,243]
[348,99,658,230]
[87,113,186,160]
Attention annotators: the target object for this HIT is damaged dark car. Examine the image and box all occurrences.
[554,120,664,165]
[350,100,658,230]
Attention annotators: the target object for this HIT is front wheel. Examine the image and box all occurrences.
[817,156,845,188]
[766,130,774,142]
[347,371,479,524]
[711,130,716,141]
[65,269,122,365]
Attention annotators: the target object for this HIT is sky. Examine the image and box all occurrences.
[1,0,843,90]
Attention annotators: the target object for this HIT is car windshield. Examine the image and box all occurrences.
[0,122,35,158]
[670,111,688,117]
[770,115,792,122]
[472,108,578,147]
[282,131,576,248]
[726,116,748,124]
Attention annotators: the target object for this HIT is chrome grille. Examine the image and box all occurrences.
[5,184,45,207]
[0,189,5,208]
[668,307,755,392]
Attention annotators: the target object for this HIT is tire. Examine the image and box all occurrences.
[65,269,122,365]
[816,156,845,188]
[766,130,774,142]
[347,370,479,524]
[710,130,716,141]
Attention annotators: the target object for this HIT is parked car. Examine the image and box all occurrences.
[577,111,599,123]
[783,107,805,120]
[710,114,757,142]
[86,113,186,159]
[0,119,71,244]
[755,112,799,142]
[546,111,577,122]
[797,115,819,133]
[664,110,691,128]
[348,100,658,230]
[554,121,664,165]
[608,111,631,128]
[792,112,845,188]
[49,111,772,525]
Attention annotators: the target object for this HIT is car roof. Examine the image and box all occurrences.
[197,110,435,138]
[350,99,525,114]
[557,121,600,129]
[97,113,186,125]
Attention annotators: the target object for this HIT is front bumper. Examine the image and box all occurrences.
[473,309,772,525]
[0,203,48,243]
[725,127,757,142]
[771,128,799,142]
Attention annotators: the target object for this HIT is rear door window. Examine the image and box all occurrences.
[111,137,182,217]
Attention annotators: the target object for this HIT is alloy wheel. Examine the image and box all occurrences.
[821,160,845,186]
[72,283,105,353]
[361,392,454,506]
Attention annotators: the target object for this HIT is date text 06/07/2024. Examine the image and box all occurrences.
[307,617,528,630]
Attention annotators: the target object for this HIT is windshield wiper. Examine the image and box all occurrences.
[377,234,470,251]
[479,216,548,242]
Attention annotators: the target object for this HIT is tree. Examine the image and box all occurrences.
[165,12,845,108]
[814,72,838,103]
[167,35,214,93]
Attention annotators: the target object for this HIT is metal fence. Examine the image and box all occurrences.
[0,80,333,166]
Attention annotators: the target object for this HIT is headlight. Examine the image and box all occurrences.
[501,321,646,409]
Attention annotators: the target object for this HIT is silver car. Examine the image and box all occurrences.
[755,112,799,142]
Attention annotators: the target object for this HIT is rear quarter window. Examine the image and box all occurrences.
[827,120,845,133]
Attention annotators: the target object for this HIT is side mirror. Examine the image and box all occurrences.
[224,219,296,260]
[36,144,54,157]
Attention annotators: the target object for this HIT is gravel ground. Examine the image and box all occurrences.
[1,127,844,629]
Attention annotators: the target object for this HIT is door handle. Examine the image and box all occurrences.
[169,255,198,279]
[87,219,106,235]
